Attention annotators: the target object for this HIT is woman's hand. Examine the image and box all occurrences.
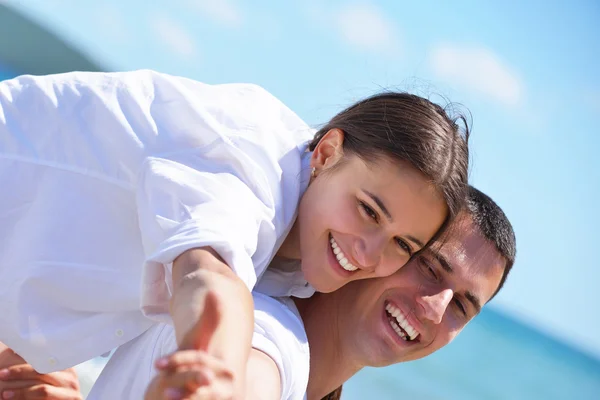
[145,350,235,400]
[147,291,236,400]
[0,364,81,400]
[0,343,81,400]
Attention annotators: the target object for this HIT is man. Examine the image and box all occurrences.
[296,186,515,399]
[0,187,516,399]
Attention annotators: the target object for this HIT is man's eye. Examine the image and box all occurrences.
[427,266,437,279]
[418,257,437,280]
[454,299,467,316]
[359,201,378,222]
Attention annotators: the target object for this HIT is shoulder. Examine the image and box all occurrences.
[252,293,306,341]
[251,292,309,399]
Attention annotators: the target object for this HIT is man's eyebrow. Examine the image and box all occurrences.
[465,291,482,314]
[432,250,483,314]
[362,189,426,249]
[432,251,453,274]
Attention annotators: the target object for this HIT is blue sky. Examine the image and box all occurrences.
[4,0,599,358]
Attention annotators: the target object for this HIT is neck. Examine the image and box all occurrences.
[277,217,302,260]
[294,294,363,400]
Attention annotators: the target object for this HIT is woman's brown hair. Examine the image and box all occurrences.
[309,92,470,227]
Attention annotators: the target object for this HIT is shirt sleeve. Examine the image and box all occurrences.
[136,146,276,321]
[86,324,176,400]
[251,293,310,400]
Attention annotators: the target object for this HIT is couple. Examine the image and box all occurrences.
[0,187,515,399]
[0,70,514,399]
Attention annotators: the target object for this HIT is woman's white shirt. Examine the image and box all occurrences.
[0,70,314,372]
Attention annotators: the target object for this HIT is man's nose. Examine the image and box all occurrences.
[416,288,453,324]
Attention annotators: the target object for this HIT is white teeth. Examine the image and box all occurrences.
[330,236,358,271]
[389,318,408,341]
[385,303,420,341]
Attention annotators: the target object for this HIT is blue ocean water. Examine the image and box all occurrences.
[343,308,600,400]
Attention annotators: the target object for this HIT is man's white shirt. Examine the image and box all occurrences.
[87,292,309,400]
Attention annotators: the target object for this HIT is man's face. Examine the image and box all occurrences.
[337,214,506,367]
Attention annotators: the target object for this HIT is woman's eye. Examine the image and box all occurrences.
[359,201,378,222]
[396,238,413,256]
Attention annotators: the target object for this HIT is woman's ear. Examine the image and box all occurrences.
[311,128,345,172]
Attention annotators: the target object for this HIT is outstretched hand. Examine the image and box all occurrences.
[0,362,81,400]
[145,292,237,400]
[178,291,222,352]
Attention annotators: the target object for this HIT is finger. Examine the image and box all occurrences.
[162,368,213,393]
[156,350,210,370]
[0,380,44,390]
[0,367,76,390]
[2,384,82,400]
[180,291,222,351]
[156,351,232,377]
[0,365,40,381]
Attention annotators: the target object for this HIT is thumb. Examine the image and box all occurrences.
[180,291,222,351]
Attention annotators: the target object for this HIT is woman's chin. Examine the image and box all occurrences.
[301,269,336,293]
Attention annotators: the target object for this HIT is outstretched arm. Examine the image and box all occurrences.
[145,347,281,400]
[170,247,254,398]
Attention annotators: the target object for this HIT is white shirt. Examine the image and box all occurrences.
[0,70,315,372]
[87,292,309,400]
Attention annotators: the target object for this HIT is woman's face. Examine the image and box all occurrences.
[296,129,448,293]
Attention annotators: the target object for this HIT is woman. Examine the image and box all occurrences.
[0,70,468,396]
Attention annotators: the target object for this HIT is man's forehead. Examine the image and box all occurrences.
[428,216,505,303]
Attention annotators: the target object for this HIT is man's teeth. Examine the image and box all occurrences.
[385,303,420,341]
[330,236,358,272]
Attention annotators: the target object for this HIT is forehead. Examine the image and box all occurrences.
[352,156,445,208]
[360,157,433,192]
[433,217,505,304]
[357,157,447,238]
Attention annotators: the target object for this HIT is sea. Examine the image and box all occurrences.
[75,308,600,399]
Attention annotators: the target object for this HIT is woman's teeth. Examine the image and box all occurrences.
[330,236,358,272]
[385,303,420,341]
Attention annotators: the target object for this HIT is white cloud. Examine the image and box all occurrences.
[186,0,242,27]
[429,44,523,106]
[151,15,197,58]
[334,3,400,55]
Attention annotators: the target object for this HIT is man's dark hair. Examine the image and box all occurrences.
[466,186,516,299]
[321,386,343,400]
